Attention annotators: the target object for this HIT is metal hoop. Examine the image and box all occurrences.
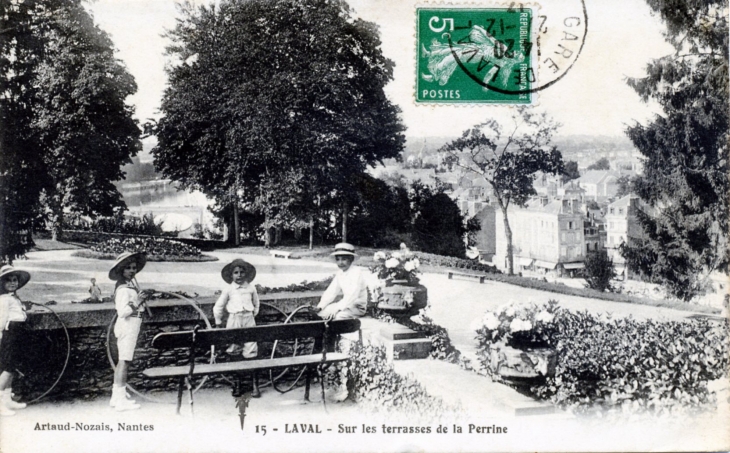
[269,304,315,393]
[24,302,71,404]
[105,291,213,404]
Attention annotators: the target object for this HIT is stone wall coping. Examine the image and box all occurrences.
[27,290,326,330]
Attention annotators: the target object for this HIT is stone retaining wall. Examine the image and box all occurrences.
[15,291,323,402]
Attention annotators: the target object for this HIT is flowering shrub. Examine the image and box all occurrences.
[474,299,560,349]
[474,300,730,415]
[89,237,203,259]
[370,245,421,285]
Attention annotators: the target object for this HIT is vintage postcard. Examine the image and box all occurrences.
[0,0,727,452]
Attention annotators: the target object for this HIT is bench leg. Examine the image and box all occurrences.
[251,372,260,398]
[186,377,194,417]
[176,377,184,415]
[304,367,311,402]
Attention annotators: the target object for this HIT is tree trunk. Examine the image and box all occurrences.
[309,216,314,250]
[501,205,514,275]
[274,225,282,245]
[232,201,240,246]
[263,213,271,248]
[51,208,64,242]
[341,201,348,242]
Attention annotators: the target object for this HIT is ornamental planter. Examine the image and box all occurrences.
[376,281,428,318]
[488,343,557,383]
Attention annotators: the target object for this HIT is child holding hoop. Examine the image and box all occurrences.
[109,251,149,411]
[214,258,261,397]
[0,265,31,416]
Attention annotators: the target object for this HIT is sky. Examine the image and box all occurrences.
[87,0,675,141]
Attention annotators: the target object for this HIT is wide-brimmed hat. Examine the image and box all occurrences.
[108,251,147,281]
[221,259,256,284]
[0,265,31,291]
[331,243,357,257]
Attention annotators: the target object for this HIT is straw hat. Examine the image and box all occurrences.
[221,259,256,284]
[331,243,357,257]
[0,265,31,291]
[108,251,147,281]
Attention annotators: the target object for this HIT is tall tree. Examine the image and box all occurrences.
[621,0,728,301]
[1,0,54,261]
[150,0,404,245]
[32,3,140,240]
[440,107,564,274]
[1,0,139,258]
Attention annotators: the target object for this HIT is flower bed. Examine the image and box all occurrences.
[474,300,730,415]
[72,237,217,262]
[371,246,421,285]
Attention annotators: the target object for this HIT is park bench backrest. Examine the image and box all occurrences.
[150,319,361,350]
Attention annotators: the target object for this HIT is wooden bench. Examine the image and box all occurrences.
[447,271,486,283]
[269,250,293,259]
[143,319,360,414]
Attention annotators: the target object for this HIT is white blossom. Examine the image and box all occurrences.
[482,312,500,330]
[385,258,399,268]
[374,251,386,261]
[404,261,415,272]
[535,310,553,323]
[509,318,532,332]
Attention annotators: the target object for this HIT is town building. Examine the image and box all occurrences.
[604,195,645,278]
[575,170,620,202]
[493,198,586,276]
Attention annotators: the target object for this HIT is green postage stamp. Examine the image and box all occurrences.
[417,7,535,104]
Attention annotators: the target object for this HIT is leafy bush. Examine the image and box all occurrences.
[474,302,730,415]
[584,251,616,292]
[346,341,456,416]
[89,237,203,258]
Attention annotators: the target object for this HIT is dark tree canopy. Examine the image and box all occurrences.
[150,0,405,243]
[1,0,139,259]
[621,0,728,300]
[33,4,140,240]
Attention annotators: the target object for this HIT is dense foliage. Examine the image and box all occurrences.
[474,302,730,415]
[150,0,404,244]
[621,0,729,301]
[583,251,617,292]
[346,341,454,416]
[1,0,140,259]
[64,213,166,236]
